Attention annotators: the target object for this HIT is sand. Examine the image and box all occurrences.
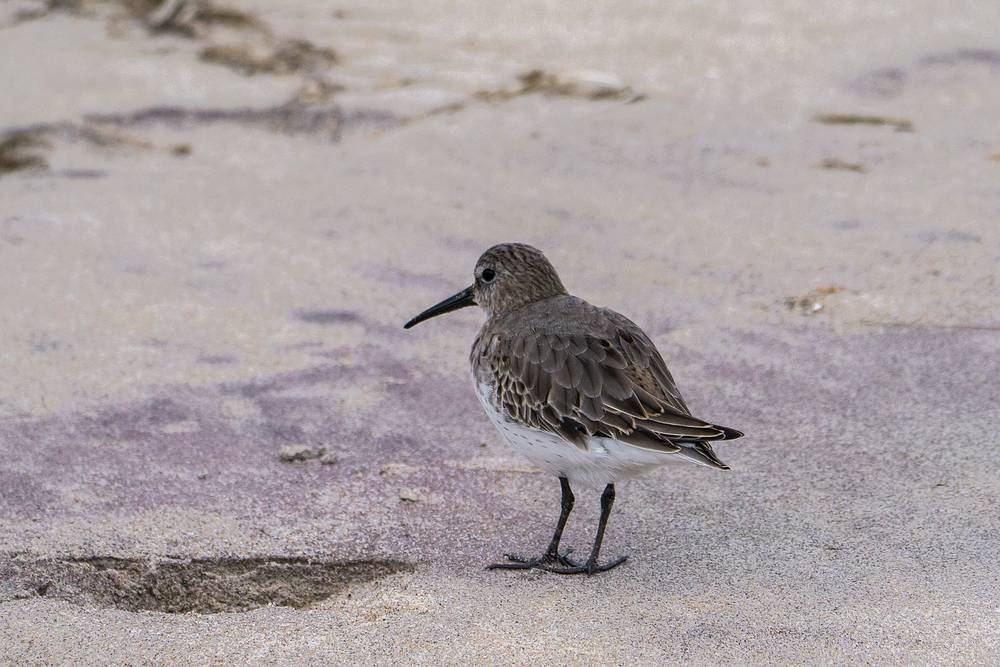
[1,1,999,664]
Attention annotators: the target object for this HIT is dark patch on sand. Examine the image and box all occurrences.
[783,286,844,315]
[405,68,643,124]
[294,309,361,325]
[0,131,50,175]
[476,69,644,103]
[199,39,336,76]
[1,98,388,172]
[7,0,91,26]
[130,0,268,38]
[816,158,866,173]
[9,0,266,36]
[846,48,1000,102]
[84,103,396,141]
[6,1,339,98]
[278,444,336,464]
[919,49,1000,68]
[814,113,913,133]
[0,120,183,172]
[114,1,337,82]
[410,101,468,121]
[0,555,411,613]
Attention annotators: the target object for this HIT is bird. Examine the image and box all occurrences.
[403,243,743,574]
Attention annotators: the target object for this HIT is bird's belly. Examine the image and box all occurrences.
[474,382,672,489]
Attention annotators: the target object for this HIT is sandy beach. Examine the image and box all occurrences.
[1,1,999,664]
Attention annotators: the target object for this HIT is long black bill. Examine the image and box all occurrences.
[403,285,476,329]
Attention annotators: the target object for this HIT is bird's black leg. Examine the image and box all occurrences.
[487,477,580,570]
[535,483,628,575]
[543,477,575,561]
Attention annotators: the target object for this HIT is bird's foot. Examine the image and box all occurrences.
[486,548,579,571]
[534,554,628,576]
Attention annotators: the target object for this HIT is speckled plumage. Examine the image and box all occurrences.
[404,242,743,574]
[466,245,741,487]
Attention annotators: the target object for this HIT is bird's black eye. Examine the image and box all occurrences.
[481,268,496,283]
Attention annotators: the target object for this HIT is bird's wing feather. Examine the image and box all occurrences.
[600,308,690,414]
[483,318,743,456]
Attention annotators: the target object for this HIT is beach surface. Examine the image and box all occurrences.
[2,1,999,663]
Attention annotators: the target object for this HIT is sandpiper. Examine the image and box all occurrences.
[404,243,743,574]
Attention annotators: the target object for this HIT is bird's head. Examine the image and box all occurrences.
[403,243,566,328]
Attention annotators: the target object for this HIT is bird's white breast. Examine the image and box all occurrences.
[474,381,680,489]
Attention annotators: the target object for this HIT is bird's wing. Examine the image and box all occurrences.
[599,308,691,415]
[483,322,743,456]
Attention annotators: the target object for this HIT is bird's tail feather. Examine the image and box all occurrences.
[674,441,731,470]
